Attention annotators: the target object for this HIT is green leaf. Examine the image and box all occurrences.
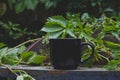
[41,22,63,32]
[104,8,114,12]
[44,0,56,9]
[49,31,63,38]
[25,0,38,10]
[0,43,6,48]
[104,60,120,70]
[96,32,105,39]
[48,16,67,27]
[16,75,24,80]
[81,13,89,21]
[91,2,97,7]
[27,55,46,65]
[20,52,35,61]
[1,48,19,65]
[103,26,113,32]
[105,41,120,52]
[23,74,35,80]
[2,54,19,65]
[7,48,19,55]
[66,29,76,38]
[112,32,119,38]
[0,47,8,63]
[15,0,25,14]
[17,46,26,55]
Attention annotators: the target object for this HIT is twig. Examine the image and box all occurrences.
[13,38,41,48]
[1,64,18,76]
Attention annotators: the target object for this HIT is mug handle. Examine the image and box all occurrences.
[81,42,94,63]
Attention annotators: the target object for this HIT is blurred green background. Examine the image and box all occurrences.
[0,0,120,47]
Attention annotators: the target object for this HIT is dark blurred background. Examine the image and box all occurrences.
[0,0,120,47]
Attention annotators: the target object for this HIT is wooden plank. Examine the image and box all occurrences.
[0,65,120,80]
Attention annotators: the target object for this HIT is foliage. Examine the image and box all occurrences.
[16,73,35,80]
[0,39,47,79]
[7,68,35,80]
[8,0,39,14]
[0,46,46,66]
[0,21,38,47]
[104,41,120,70]
[7,0,61,14]
[0,43,6,48]
[0,21,36,40]
[2,0,120,16]
[41,13,120,67]
[41,13,93,43]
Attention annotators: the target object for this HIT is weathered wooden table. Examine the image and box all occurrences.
[0,65,120,80]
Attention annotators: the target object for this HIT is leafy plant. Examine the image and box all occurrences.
[41,13,93,43]
[0,21,36,40]
[0,38,48,79]
[5,0,119,17]
[104,41,120,70]
[7,0,61,14]
[41,13,120,67]
[8,0,39,14]
[8,68,35,80]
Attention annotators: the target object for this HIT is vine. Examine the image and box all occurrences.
[0,38,47,80]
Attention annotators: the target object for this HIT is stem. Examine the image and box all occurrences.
[13,38,41,48]
[98,54,110,62]
[1,64,18,76]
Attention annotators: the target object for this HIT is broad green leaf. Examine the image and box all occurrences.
[23,74,35,80]
[41,22,63,32]
[0,47,8,56]
[78,32,84,39]
[8,48,19,53]
[104,60,120,70]
[66,29,76,38]
[27,55,46,65]
[112,32,119,38]
[21,52,36,61]
[61,30,66,38]
[15,0,25,14]
[2,54,19,65]
[45,1,55,9]
[103,26,113,32]
[91,2,97,7]
[49,31,63,38]
[81,13,89,21]
[1,48,19,65]
[0,47,8,63]
[105,41,120,52]
[104,8,114,12]
[0,43,6,48]
[96,32,105,39]
[49,16,67,27]
[17,46,26,55]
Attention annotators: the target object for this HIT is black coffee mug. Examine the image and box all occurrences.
[49,38,94,70]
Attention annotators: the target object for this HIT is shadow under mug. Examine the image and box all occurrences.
[49,38,94,70]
